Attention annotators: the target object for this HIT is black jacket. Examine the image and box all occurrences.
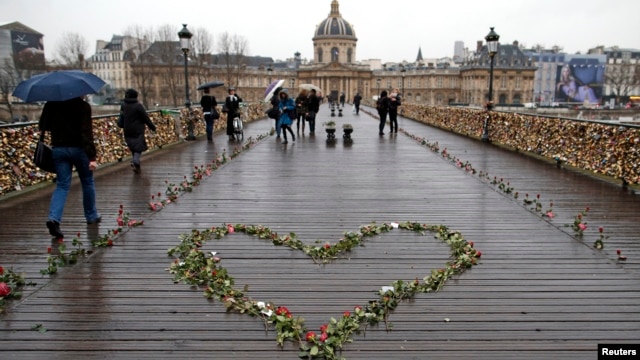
[122,98,156,152]
[39,97,97,161]
[200,95,217,113]
[306,94,320,113]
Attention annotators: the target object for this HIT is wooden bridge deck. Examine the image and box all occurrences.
[1,105,640,359]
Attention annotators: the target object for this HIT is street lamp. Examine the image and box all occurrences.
[267,64,272,84]
[290,77,295,90]
[178,24,195,140]
[400,64,406,100]
[481,26,499,143]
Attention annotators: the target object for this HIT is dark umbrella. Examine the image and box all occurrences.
[264,79,284,102]
[12,70,106,103]
[197,81,224,90]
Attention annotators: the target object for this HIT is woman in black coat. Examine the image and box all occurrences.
[121,88,156,173]
[225,87,243,140]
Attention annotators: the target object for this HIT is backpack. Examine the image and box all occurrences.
[376,97,387,112]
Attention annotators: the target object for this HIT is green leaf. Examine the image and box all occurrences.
[310,346,319,356]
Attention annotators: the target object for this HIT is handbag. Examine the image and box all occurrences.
[221,104,229,113]
[34,132,56,173]
[305,111,316,121]
[211,108,220,120]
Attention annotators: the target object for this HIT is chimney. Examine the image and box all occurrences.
[513,40,519,48]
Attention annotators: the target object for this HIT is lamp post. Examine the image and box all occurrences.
[400,64,406,100]
[290,77,295,91]
[365,82,368,101]
[178,24,195,140]
[481,27,499,143]
[267,64,272,85]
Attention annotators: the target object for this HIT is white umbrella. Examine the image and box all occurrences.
[299,83,322,93]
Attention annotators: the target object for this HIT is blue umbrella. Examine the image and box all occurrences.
[13,70,106,103]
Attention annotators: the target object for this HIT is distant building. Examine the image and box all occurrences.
[453,41,464,63]
[0,21,45,72]
[588,46,640,100]
[460,40,537,106]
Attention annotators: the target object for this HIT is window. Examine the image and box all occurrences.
[500,76,507,89]
[436,77,443,88]
[515,76,522,89]
[331,47,339,62]
[347,48,353,63]
[317,48,323,63]
[513,94,521,104]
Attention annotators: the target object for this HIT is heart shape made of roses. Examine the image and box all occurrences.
[167,221,481,359]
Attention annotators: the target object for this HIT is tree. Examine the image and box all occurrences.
[217,32,249,89]
[0,58,19,120]
[605,61,640,101]
[124,25,154,108]
[55,32,89,69]
[192,27,215,88]
[154,24,182,107]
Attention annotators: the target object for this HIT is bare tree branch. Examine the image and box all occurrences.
[192,27,215,87]
[0,58,19,119]
[605,61,640,99]
[217,32,249,90]
[124,25,154,108]
[55,32,89,69]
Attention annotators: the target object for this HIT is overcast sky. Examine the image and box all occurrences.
[2,0,639,63]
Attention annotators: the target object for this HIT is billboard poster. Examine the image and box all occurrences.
[555,56,605,105]
[11,30,45,70]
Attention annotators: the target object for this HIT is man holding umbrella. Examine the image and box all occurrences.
[39,96,101,239]
[200,87,218,141]
[13,70,106,239]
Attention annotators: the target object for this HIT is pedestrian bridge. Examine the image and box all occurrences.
[1,105,639,359]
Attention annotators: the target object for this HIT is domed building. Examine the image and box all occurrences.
[296,0,535,107]
[297,0,372,102]
[312,0,357,64]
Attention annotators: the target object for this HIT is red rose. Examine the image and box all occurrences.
[343,311,350,317]
[319,332,328,342]
[107,240,113,246]
[305,331,316,342]
[320,324,328,333]
[0,266,4,275]
[0,282,11,297]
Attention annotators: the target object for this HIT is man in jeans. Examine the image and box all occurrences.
[39,97,101,239]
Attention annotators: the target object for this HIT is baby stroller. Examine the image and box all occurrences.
[233,115,243,141]
[232,102,247,141]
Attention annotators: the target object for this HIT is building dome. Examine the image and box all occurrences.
[313,0,356,40]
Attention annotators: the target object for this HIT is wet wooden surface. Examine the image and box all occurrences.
[1,104,640,359]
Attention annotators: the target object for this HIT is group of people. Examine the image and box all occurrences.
[200,87,243,141]
[267,87,321,144]
[376,88,402,135]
